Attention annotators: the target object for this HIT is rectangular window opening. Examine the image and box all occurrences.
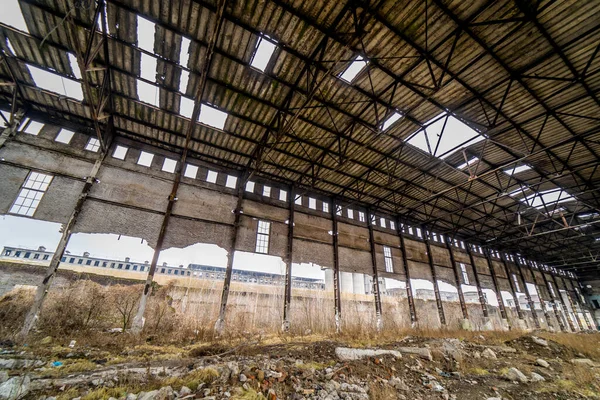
[137,16,155,52]
[358,211,365,222]
[137,79,159,107]
[263,185,271,197]
[226,175,237,189]
[295,195,302,206]
[27,64,83,101]
[250,35,277,72]
[347,209,354,219]
[255,220,271,254]
[322,201,329,213]
[179,96,194,118]
[184,164,199,179]
[460,263,470,285]
[22,119,44,135]
[10,171,53,216]
[246,181,255,193]
[389,220,396,230]
[55,129,75,144]
[67,53,82,80]
[279,189,287,202]
[505,164,532,175]
[308,197,316,209]
[85,137,100,152]
[512,274,521,292]
[162,158,177,173]
[383,246,394,273]
[339,55,368,83]
[381,111,403,131]
[1,0,29,32]
[380,217,386,228]
[206,170,218,183]
[137,151,154,167]
[113,145,128,160]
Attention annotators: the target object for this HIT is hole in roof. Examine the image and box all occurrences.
[5,38,17,56]
[1,110,10,126]
[22,119,44,135]
[1,0,28,32]
[137,79,159,107]
[339,55,368,83]
[505,164,532,175]
[137,151,154,167]
[179,37,191,93]
[137,16,155,52]
[113,145,128,160]
[199,104,227,130]
[67,53,82,80]
[180,96,194,118]
[406,113,486,159]
[140,53,157,81]
[507,186,531,198]
[457,156,479,170]
[55,129,75,144]
[380,111,403,131]
[520,189,574,209]
[184,164,198,179]
[28,65,84,101]
[162,158,177,173]
[250,35,277,72]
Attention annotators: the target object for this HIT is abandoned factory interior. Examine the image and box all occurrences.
[1,0,600,398]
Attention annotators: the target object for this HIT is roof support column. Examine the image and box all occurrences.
[445,237,468,320]
[484,250,507,321]
[367,210,383,332]
[331,198,341,333]
[18,124,113,340]
[422,226,446,326]
[539,270,566,332]
[467,245,489,319]
[514,255,540,329]
[550,273,576,331]
[524,260,556,330]
[281,185,295,332]
[396,219,417,326]
[500,254,525,321]
[561,277,583,331]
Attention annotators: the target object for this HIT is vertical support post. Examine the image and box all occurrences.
[422,226,446,325]
[513,255,540,328]
[539,270,566,332]
[550,272,576,331]
[561,276,583,331]
[367,210,383,331]
[466,245,489,318]
[331,198,342,333]
[569,278,591,330]
[484,249,507,320]
[281,185,295,332]
[445,236,468,319]
[500,254,524,320]
[396,219,417,325]
[19,132,112,339]
[214,176,245,334]
[525,260,556,330]
[573,278,594,329]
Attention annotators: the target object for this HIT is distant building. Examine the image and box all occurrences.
[0,246,325,290]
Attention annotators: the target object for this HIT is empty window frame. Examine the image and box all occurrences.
[547,282,556,298]
[162,158,177,173]
[504,164,531,175]
[206,170,218,183]
[295,195,302,206]
[22,119,44,135]
[279,189,287,202]
[246,180,255,192]
[226,175,238,189]
[308,197,317,209]
[250,35,277,72]
[255,220,271,254]
[512,273,521,292]
[358,211,365,222]
[263,185,271,197]
[380,111,402,131]
[184,164,199,179]
[10,172,53,216]
[55,129,75,144]
[347,209,354,219]
[137,151,154,167]
[27,64,84,101]
[460,263,470,285]
[383,246,394,273]
[389,220,396,230]
[113,145,128,160]
[380,217,386,228]
[322,201,329,213]
[336,205,342,216]
[85,137,100,152]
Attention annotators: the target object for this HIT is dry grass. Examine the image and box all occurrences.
[231,388,266,400]
[368,382,398,400]
[160,367,219,391]
[44,359,98,377]
[538,331,600,359]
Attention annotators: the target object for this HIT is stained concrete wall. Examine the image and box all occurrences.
[1,124,580,332]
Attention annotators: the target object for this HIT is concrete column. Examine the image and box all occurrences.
[281,185,294,332]
[550,272,576,331]
[396,219,417,325]
[500,254,525,321]
[484,249,508,326]
[561,277,583,331]
[367,210,383,331]
[213,178,245,334]
[19,137,110,339]
[572,278,595,329]
[445,236,469,322]
[514,255,540,329]
[568,278,591,330]
[331,198,341,332]
[422,226,446,326]
[466,245,489,319]
[524,260,556,330]
[539,270,566,332]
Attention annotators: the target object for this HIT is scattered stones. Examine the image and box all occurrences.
[334,347,402,361]
[238,374,247,382]
[531,336,549,347]
[504,367,528,383]
[535,359,549,368]
[481,348,497,360]
[396,347,433,361]
[0,376,30,400]
[389,376,409,391]
[0,373,7,385]
[530,372,545,382]
[570,358,595,367]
